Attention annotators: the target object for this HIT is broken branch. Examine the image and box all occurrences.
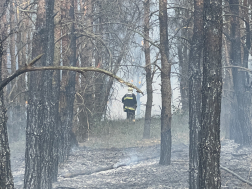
[0,54,143,95]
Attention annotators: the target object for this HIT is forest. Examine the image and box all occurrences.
[0,0,252,188]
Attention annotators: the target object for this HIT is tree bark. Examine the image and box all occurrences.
[77,0,93,142]
[143,0,152,139]
[159,0,172,165]
[0,39,14,189]
[0,2,14,188]
[59,0,77,162]
[51,0,61,181]
[198,0,222,188]
[24,0,56,188]
[178,1,191,112]
[188,0,203,188]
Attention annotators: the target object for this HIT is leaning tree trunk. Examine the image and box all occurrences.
[159,0,172,165]
[143,0,153,139]
[188,0,203,188]
[198,0,222,188]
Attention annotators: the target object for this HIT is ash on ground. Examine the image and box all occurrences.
[11,140,252,189]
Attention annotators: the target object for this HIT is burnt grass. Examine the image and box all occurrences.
[9,116,252,189]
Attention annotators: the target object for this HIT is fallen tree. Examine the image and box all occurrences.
[62,152,252,187]
[62,155,159,178]
[220,165,252,187]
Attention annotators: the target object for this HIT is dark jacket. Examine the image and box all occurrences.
[122,93,137,111]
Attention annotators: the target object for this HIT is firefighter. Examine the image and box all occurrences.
[122,87,137,122]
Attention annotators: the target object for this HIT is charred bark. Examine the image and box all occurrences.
[188,0,203,188]
[198,0,222,188]
[59,0,77,162]
[24,0,57,188]
[0,39,14,189]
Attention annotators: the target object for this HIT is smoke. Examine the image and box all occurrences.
[113,152,139,168]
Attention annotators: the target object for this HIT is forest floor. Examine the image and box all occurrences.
[9,116,252,189]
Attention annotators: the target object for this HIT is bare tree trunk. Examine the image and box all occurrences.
[159,0,172,165]
[229,0,252,145]
[51,0,61,181]
[188,0,203,188]
[59,0,77,161]
[24,0,56,188]
[94,2,106,122]
[7,1,17,142]
[143,0,152,139]
[0,1,14,188]
[220,0,232,140]
[242,0,250,84]
[179,1,191,112]
[198,0,222,188]
[17,2,27,141]
[9,0,15,78]
[76,0,93,142]
[0,38,14,189]
[58,0,71,161]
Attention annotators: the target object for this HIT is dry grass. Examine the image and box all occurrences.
[8,112,189,151]
[81,112,189,149]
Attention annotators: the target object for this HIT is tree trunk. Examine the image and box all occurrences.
[198,0,222,188]
[229,0,252,145]
[0,39,14,189]
[58,0,71,161]
[179,1,190,112]
[159,0,172,165]
[51,0,61,181]
[94,3,106,122]
[143,0,152,139]
[76,0,93,142]
[24,0,56,188]
[59,0,77,161]
[188,0,203,188]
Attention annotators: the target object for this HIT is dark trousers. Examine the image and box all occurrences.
[126,110,135,121]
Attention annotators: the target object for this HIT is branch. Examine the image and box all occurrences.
[76,21,159,49]
[223,14,247,23]
[127,27,160,49]
[76,31,112,68]
[220,165,252,186]
[149,6,193,18]
[18,9,36,13]
[0,29,18,44]
[154,63,162,72]
[63,155,159,178]
[0,54,44,91]
[0,55,143,95]
[223,66,252,73]
[27,54,44,67]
